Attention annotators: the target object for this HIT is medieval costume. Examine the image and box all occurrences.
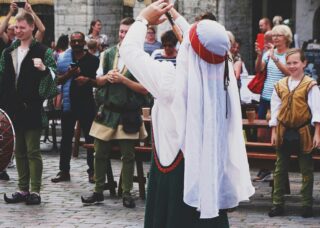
[120,16,254,227]
[269,76,320,210]
[89,44,147,205]
[0,39,57,203]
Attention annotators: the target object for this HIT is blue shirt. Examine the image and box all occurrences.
[144,41,162,56]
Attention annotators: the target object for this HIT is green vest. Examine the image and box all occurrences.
[95,45,145,129]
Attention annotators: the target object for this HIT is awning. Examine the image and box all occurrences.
[0,0,53,5]
[123,0,152,7]
[0,16,15,25]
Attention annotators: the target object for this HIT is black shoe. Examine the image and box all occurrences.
[26,193,41,205]
[88,173,95,184]
[123,193,136,208]
[0,171,10,181]
[4,192,29,203]
[301,206,313,218]
[51,171,70,183]
[253,169,271,182]
[81,192,104,204]
[268,205,284,217]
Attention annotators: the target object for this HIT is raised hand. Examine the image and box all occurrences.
[138,0,173,25]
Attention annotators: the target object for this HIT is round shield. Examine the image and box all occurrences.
[0,108,15,171]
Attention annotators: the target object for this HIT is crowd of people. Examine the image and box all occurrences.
[0,0,320,226]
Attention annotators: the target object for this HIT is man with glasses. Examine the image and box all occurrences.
[51,32,99,184]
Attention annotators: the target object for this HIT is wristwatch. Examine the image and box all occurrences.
[136,16,148,26]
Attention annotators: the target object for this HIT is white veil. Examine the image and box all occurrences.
[173,20,255,218]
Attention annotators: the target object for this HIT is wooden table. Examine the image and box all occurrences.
[44,109,61,152]
[242,119,269,128]
[142,115,151,123]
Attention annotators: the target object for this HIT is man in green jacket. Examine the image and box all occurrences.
[81,17,148,208]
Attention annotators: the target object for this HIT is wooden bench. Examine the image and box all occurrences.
[82,143,152,199]
[245,142,320,161]
[245,141,320,194]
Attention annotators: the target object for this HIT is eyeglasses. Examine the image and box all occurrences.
[272,34,285,38]
[147,32,155,34]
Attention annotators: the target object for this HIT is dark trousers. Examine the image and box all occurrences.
[273,149,314,207]
[258,97,270,119]
[59,110,94,174]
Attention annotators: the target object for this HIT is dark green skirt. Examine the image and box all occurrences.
[144,151,229,228]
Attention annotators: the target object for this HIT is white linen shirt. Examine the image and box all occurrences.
[269,77,320,127]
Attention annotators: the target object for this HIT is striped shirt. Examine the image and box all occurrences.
[261,50,287,101]
[151,49,177,66]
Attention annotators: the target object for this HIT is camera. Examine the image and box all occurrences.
[15,1,26,8]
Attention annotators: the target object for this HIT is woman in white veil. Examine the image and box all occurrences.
[120,1,254,227]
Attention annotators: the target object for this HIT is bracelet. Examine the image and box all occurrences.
[273,57,279,63]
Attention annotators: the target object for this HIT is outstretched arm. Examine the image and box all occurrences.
[120,0,176,102]
[25,1,46,42]
[0,3,17,44]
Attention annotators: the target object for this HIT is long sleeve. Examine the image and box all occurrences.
[174,16,190,37]
[308,85,320,125]
[120,21,176,104]
[39,48,58,99]
[269,88,281,127]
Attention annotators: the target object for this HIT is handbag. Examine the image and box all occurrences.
[247,57,269,94]
[247,70,266,94]
[121,100,142,134]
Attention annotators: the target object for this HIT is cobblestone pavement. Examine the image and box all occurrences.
[1,141,320,228]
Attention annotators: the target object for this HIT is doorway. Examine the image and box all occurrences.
[313,7,320,41]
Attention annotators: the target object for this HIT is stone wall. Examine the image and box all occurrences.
[296,0,320,45]
[54,0,316,73]
[223,0,253,73]
[54,0,122,45]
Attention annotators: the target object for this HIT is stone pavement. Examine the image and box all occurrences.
[1,140,320,228]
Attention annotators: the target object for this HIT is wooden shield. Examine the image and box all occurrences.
[0,108,15,171]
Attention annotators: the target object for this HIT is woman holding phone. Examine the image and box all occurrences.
[255,25,291,121]
[253,25,292,181]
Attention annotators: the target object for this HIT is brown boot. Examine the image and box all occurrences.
[51,171,70,183]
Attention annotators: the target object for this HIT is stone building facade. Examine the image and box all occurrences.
[55,0,124,45]
[1,0,319,73]
[54,0,255,70]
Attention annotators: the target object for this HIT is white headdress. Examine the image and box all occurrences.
[173,20,255,218]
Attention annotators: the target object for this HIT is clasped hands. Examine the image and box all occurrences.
[96,69,124,87]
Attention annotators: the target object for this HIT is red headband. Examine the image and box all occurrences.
[189,23,227,64]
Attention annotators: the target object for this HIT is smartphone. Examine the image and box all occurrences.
[15,1,26,8]
[256,33,265,51]
[70,63,78,68]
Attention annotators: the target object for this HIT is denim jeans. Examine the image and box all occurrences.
[258,97,270,119]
